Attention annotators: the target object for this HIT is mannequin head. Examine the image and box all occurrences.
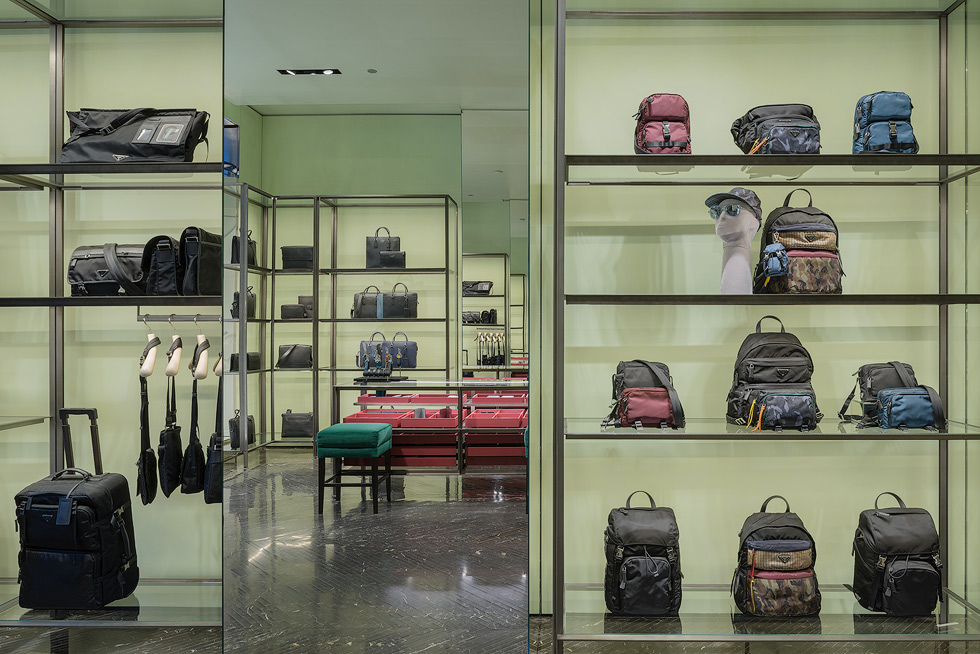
[712,200,759,245]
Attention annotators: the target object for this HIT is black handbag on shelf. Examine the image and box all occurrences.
[390,332,418,369]
[203,376,222,504]
[179,340,209,495]
[462,311,481,324]
[229,352,261,372]
[281,245,314,270]
[281,302,311,320]
[231,287,256,319]
[67,244,145,297]
[366,226,404,268]
[462,281,493,296]
[281,409,315,438]
[231,230,257,266]
[179,227,222,296]
[481,309,497,325]
[276,344,313,369]
[229,410,256,449]
[59,108,209,163]
[351,283,419,319]
[141,235,181,296]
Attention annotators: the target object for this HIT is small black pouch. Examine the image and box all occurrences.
[281,304,310,320]
[229,410,256,449]
[231,287,256,319]
[379,250,406,269]
[281,409,315,438]
[462,281,493,296]
[231,230,257,266]
[158,375,183,498]
[481,309,498,324]
[276,344,313,369]
[229,352,260,372]
[281,246,314,270]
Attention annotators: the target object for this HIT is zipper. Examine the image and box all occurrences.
[771,223,836,233]
[785,250,838,259]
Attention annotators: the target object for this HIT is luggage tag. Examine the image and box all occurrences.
[56,497,74,526]
[761,243,789,287]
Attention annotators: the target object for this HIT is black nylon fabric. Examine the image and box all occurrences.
[59,108,208,163]
[67,244,145,297]
[141,235,181,296]
[731,104,819,153]
[178,227,222,296]
[158,377,183,498]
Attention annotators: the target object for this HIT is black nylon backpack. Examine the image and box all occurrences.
[732,495,821,617]
[604,491,682,616]
[848,492,941,616]
[725,316,821,429]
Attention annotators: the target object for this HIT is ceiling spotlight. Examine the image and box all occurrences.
[367,68,378,74]
[277,69,342,76]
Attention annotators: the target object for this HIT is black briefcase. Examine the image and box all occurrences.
[59,108,209,163]
[179,227,222,296]
[14,409,139,610]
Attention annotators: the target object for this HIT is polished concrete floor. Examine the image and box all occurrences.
[224,449,529,653]
[0,626,219,653]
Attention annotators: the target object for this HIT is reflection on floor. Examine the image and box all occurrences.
[0,627,219,654]
[224,449,529,653]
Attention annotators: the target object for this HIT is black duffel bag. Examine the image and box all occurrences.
[179,227,222,296]
[730,103,820,155]
[60,108,209,163]
[67,243,145,296]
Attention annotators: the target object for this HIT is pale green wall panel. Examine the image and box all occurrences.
[462,202,511,254]
[0,29,48,162]
[260,115,462,198]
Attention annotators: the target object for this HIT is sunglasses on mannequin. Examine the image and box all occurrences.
[709,203,741,220]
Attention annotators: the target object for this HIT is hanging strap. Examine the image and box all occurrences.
[139,376,151,453]
[214,376,222,436]
[189,378,200,446]
[190,339,211,373]
[923,386,947,430]
[140,337,161,367]
[102,243,145,296]
[167,337,183,358]
[277,344,297,367]
[165,376,177,426]
[68,108,154,136]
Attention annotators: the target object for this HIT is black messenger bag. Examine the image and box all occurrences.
[179,227,222,296]
[141,235,181,296]
[67,243,145,296]
[60,108,209,163]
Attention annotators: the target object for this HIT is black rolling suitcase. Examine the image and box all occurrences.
[14,408,139,610]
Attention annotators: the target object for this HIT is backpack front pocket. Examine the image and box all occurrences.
[739,357,812,385]
[639,121,689,154]
[771,223,838,250]
[746,540,814,571]
[747,569,820,616]
[619,555,672,615]
[765,124,820,154]
[751,393,817,430]
[883,559,940,616]
[768,250,843,294]
[619,387,673,427]
[858,121,918,154]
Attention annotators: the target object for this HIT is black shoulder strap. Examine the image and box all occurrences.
[140,376,151,453]
[189,378,200,446]
[633,360,686,428]
[103,243,145,296]
[165,376,177,426]
[140,337,161,366]
[214,376,222,436]
[923,386,947,430]
[838,377,861,422]
[890,361,916,388]
[277,344,296,366]
[68,107,153,136]
[190,339,210,373]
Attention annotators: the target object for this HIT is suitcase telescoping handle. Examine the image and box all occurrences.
[58,408,103,475]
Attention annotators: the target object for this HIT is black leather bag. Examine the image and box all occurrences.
[462,281,493,296]
[158,375,183,498]
[179,227,222,296]
[390,331,418,369]
[462,311,481,324]
[229,352,260,372]
[141,235,181,296]
[136,345,159,506]
[203,377,222,504]
[67,243,145,296]
[281,304,311,320]
[179,340,209,495]
[281,409,315,438]
[59,108,209,163]
[281,245,314,270]
[229,410,256,449]
[231,287,256,319]
[231,230,257,266]
[351,283,419,319]
[366,226,403,268]
[481,309,497,324]
[276,344,313,369]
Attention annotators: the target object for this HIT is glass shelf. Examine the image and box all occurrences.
[564,155,980,186]
[223,264,272,275]
[566,417,980,440]
[0,296,221,307]
[0,580,220,628]
[323,318,448,324]
[0,164,222,191]
[563,586,980,641]
[0,416,46,432]
[0,0,222,23]
[321,267,449,275]
[566,294,980,306]
[566,0,958,13]
[336,380,530,391]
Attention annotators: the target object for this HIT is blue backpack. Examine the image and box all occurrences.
[853,91,919,154]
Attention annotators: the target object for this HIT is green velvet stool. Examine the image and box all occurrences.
[316,423,392,514]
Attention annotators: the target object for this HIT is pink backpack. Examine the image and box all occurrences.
[633,93,691,154]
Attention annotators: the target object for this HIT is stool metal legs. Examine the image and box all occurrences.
[318,453,392,515]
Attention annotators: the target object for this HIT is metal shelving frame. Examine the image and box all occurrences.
[0,0,223,632]
[462,252,512,366]
[551,1,980,650]
[227,185,458,469]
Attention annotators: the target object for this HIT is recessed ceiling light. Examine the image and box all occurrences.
[277,69,342,76]
[493,169,503,174]
[367,68,378,74]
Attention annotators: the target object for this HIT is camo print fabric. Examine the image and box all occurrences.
[767,255,842,294]
[760,393,816,428]
[746,572,820,616]
[772,230,837,250]
[765,125,820,154]
[747,547,814,571]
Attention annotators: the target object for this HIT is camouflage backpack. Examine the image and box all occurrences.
[753,188,843,294]
[732,495,821,617]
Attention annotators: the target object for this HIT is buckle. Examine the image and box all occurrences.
[888,121,898,138]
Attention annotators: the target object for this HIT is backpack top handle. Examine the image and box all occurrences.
[626,490,656,509]
[875,491,907,509]
[761,495,790,513]
[755,315,786,334]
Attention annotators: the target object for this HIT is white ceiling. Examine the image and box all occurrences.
[225,0,530,203]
